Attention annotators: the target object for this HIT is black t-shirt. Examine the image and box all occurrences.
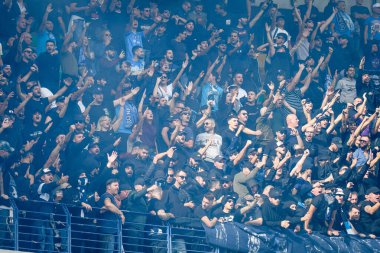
[310,194,330,223]
[25,97,50,121]
[360,200,380,233]
[97,192,120,234]
[212,207,236,222]
[194,205,214,221]
[235,207,262,224]
[9,163,33,197]
[157,185,193,224]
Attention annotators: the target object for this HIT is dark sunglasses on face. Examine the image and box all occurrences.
[178,175,187,179]
[167,174,174,177]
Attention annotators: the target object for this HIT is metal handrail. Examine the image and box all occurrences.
[0,199,213,253]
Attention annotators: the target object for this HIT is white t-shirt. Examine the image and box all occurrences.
[157,83,173,101]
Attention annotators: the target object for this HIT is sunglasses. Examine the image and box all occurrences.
[167,174,174,177]
[24,50,32,53]
[75,120,84,124]
[182,112,190,116]
[227,199,235,203]
[178,175,187,180]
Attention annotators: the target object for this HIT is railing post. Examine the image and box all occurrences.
[167,222,172,253]
[9,199,18,251]
[62,204,71,253]
[117,215,123,253]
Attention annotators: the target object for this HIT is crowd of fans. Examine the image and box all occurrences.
[0,0,380,252]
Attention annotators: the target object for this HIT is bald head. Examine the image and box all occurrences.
[286,114,299,128]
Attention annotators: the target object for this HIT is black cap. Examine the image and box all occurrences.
[92,86,103,95]
[318,152,330,161]
[134,177,146,186]
[331,137,343,149]
[214,155,225,163]
[191,152,203,162]
[276,69,286,76]
[276,32,288,41]
[366,186,380,195]
[269,188,282,199]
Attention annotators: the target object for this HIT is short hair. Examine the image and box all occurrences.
[203,192,215,202]
[132,45,143,55]
[106,178,119,186]
[46,39,55,45]
[139,144,149,151]
[349,204,360,212]
[175,169,186,176]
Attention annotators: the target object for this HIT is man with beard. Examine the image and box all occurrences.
[97,178,125,253]
[18,80,71,123]
[351,135,370,169]
[129,45,145,76]
[194,193,218,228]
[36,40,60,92]
[195,118,222,162]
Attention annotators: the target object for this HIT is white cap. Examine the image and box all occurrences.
[373,3,380,8]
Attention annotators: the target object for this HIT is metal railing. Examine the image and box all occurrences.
[0,199,213,253]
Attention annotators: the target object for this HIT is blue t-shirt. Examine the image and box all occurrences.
[115,102,138,134]
[124,31,144,61]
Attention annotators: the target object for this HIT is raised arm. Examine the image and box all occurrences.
[265,23,275,57]
[287,63,305,92]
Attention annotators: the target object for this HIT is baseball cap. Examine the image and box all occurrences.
[331,137,343,149]
[214,155,225,163]
[92,86,103,95]
[334,188,345,196]
[276,69,286,76]
[373,3,380,8]
[366,186,380,195]
[269,188,282,199]
[0,141,14,152]
[41,167,54,175]
[276,32,288,41]
[134,177,146,186]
